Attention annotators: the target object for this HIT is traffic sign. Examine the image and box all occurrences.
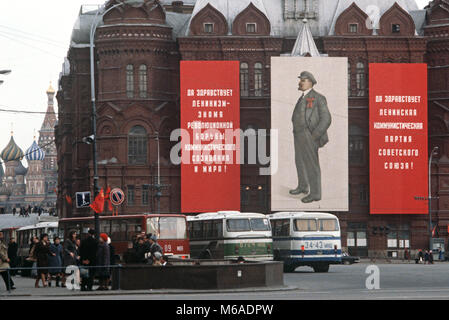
[110,188,125,206]
[76,192,91,208]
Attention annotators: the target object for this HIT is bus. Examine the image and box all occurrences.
[269,212,342,273]
[16,221,60,273]
[0,227,18,244]
[58,214,190,260]
[187,211,273,261]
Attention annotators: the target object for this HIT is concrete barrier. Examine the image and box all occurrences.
[111,260,284,290]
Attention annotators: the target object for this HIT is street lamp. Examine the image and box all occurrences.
[428,146,439,251]
[89,0,145,239]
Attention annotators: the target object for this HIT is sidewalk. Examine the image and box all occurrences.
[359,258,448,264]
[0,275,297,298]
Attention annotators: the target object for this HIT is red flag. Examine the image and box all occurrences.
[90,188,105,214]
[104,186,113,212]
[432,225,437,237]
[65,195,72,206]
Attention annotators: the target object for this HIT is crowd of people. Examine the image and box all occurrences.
[414,248,445,264]
[3,205,56,217]
[0,229,170,292]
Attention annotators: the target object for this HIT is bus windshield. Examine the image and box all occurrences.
[226,219,251,232]
[250,218,271,231]
[147,217,187,239]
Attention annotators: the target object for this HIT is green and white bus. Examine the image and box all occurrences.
[187,211,273,261]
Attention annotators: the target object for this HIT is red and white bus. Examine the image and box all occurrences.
[58,214,190,259]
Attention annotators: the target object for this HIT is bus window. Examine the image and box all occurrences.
[159,217,187,240]
[294,219,317,232]
[226,219,250,232]
[147,217,160,238]
[100,220,111,236]
[319,219,339,231]
[127,219,142,241]
[250,218,270,231]
[191,221,202,239]
[214,220,223,238]
[271,219,290,237]
[111,220,123,241]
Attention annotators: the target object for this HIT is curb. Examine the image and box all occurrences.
[0,285,299,298]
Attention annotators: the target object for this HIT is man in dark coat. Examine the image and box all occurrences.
[7,238,18,276]
[79,229,98,291]
[290,71,332,203]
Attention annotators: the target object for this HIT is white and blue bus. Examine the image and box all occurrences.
[269,212,341,272]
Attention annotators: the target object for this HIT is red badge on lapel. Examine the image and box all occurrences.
[306,98,315,108]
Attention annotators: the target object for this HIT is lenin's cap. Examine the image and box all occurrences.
[298,71,317,85]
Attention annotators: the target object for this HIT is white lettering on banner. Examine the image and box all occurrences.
[365,265,380,290]
[65,265,80,291]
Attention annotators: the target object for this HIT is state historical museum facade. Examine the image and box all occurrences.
[56,0,449,257]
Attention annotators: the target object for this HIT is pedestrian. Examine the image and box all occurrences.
[34,233,55,288]
[0,232,15,290]
[149,234,163,262]
[160,255,171,266]
[79,229,98,291]
[96,233,110,290]
[12,207,16,216]
[75,239,81,265]
[48,236,63,287]
[152,251,162,266]
[429,250,434,264]
[135,237,147,263]
[424,250,429,264]
[403,248,410,262]
[62,231,77,269]
[7,237,18,276]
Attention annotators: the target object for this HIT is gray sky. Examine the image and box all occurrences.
[0,0,430,167]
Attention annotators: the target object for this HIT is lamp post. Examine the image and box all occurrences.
[428,146,439,251]
[89,0,144,239]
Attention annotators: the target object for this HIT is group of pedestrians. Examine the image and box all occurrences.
[414,249,445,264]
[133,232,169,265]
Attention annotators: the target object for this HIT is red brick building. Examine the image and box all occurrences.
[56,0,449,257]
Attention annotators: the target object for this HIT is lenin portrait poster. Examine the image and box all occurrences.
[271,57,348,212]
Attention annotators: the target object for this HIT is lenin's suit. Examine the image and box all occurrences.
[291,89,331,202]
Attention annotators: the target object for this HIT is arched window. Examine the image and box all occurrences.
[128,125,147,165]
[139,65,147,98]
[356,62,366,97]
[126,64,134,98]
[240,62,249,97]
[254,62,263,97]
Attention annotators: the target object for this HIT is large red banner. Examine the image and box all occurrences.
[369,64,428,214]
[180,61,240,213]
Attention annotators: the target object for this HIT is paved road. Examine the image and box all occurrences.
[2,263,449,300]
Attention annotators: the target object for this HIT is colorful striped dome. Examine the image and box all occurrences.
[0,136,24,162]
[25,140,45,161]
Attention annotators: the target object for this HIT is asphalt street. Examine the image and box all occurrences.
[1,262,449,300]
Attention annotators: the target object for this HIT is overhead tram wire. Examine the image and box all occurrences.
[0,24,67,47]
[0,29,66,50]
[0,104,92,116]
[0,32,63,58]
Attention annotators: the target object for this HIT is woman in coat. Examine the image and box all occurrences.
[96,233,110,290]
[61,231,78,288]
[48,236,63,287]
[34,234,54,288]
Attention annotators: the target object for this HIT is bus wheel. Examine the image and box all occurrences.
[283,264,296,273]
[313,264,329,273]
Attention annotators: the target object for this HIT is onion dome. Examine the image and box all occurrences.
[0,185,11,196]
[0,135,24,162]
[47,82,55,94]
[25,140,45,161]
[14,162,28,176]
[0,164,4,179]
